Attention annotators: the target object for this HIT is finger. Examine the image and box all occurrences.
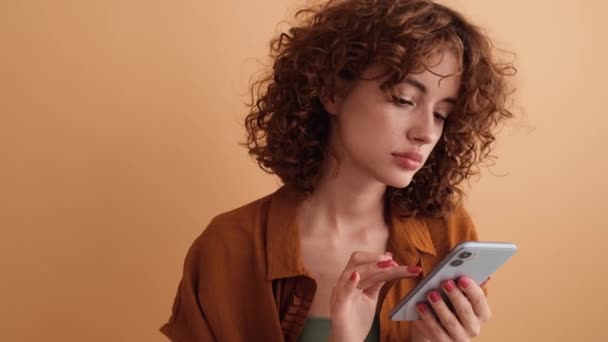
[358,265,422,289]
[415,303,450,342]
[345,271,360,295]
[441,280,480,338]
[354,257,399,279]
[411,320,434,341]
[426,290,468,341]
[457,276,492,322]
[346,251,393,268]
[333,271,361,304]
[358,261,400,298]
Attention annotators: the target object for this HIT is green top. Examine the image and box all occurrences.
[298,315,380,342]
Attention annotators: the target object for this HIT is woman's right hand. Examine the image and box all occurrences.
[328,251,422,342]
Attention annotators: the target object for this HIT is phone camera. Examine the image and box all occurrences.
[450,259,464,267]
[459,252,472,259]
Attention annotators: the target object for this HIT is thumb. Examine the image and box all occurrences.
[345,271,360,295]
[335,271,360,303]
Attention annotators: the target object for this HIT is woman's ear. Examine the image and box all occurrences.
[320,91,339,115]
[319,82,346,115]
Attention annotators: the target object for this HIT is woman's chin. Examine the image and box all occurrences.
[379,173,414,189]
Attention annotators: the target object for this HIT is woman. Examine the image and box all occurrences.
[160,0,515,341]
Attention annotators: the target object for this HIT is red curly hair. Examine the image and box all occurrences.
[243,0,516,217]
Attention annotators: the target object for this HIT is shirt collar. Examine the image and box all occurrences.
[265,186,436,281]
[266,186,308,280]
[387,202,437,267]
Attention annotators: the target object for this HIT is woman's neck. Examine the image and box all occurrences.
[298,157,388,237]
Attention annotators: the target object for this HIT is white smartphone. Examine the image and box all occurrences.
[389,241,517,321]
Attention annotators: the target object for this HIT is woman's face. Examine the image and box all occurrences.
[324,50,462,189]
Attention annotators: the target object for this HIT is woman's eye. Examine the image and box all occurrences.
[395,97,414,106]
[434,112,447,121]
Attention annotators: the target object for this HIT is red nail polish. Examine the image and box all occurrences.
[377,260,394,268]
[407,266,422,273]
[350,271,357,281]
[458,277,470,288]
[416,303,427,314]
[443,280,456,293]
[428,291,441,303]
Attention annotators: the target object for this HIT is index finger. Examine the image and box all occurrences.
[346,250,393,267]
[358,265,422,289]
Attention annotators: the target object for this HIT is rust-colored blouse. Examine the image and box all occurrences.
[160,186,485,341]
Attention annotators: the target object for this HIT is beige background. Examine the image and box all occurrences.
[1,0,606,341]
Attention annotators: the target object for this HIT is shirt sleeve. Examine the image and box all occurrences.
[159,233,216,341]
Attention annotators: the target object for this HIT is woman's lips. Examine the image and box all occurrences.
[392,152,423,171]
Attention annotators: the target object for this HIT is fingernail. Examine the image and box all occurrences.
[385,251,393,258]
[442,280,456,293]
[407,266,422,273]
[377,260,394,268]
[428,291,441,303]
[350,271,357,281]
[458,276,470,289]
[416,303,428,314]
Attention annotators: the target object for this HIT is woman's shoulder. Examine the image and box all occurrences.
[193,191,275,249]
[207,192,274,232]
[180,191,279,282]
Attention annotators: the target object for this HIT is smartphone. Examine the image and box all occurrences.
[389,241,517,321]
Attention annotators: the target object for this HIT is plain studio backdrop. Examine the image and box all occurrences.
[1,0,606,341]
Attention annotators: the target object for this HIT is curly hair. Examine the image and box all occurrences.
[243,0,516,218]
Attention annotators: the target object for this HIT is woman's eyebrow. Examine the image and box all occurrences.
[403,77,457,105]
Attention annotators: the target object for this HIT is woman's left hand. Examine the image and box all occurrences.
[411,276,491,342]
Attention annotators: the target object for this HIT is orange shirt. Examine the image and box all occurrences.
[160,186,485,341]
